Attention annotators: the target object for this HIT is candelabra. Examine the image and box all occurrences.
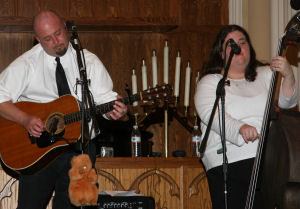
[129,40,200,157]
[128,90,200,158]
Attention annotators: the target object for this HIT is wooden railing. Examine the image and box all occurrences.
[0,157,211,209]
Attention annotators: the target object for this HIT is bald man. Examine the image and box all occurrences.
[0,10,127,209]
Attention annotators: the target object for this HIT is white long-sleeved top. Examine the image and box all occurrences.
[194,66,298,171]
[0,43,117,137]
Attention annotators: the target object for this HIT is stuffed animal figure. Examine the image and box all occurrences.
[68,154,98,206]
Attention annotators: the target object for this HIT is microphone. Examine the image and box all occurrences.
[66,20,77,31]
[227,39,241,55]
[291,0,300,10]
[66,20,79,44]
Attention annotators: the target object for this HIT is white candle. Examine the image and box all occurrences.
[195,71,200,88]
[194,71,200,116]
[152,50,158,87]
[184,62,191,107]
[195,71,200,84]
[174,51,181,97]
[131,69,138,106]
[164,40,169,84]
[142,59,147,90]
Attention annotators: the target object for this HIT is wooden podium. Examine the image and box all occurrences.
[0,157,211,209]
[95,157,211,209]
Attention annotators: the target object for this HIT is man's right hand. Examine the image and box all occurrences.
[0,101,45,138]
[22,114,44,137]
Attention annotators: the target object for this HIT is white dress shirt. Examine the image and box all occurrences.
[0,43,117,137]
[194,66,298,171]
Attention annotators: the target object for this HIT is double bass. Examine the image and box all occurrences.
[245,12,300,209]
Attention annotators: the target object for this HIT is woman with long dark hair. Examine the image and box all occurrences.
[194,25,298,209]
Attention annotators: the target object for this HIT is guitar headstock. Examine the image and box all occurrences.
[140,84,174,103]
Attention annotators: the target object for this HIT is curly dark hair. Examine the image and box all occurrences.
[200,25,265,81]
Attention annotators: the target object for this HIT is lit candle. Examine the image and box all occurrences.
[195,71,200,85]
[142,59,147,90]
[164,40,169,84]
[194,71,200,116]
[152,50,158,87]
[195,71,200,93]
[131,69,138,106]
[184,62,191,107]
[174,51,181,97]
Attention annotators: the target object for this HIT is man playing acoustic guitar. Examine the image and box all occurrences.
[0,10,127,209]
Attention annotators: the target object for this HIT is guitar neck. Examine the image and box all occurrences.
[94,93,141,115]
[64,93,141,124]
[63,84,172,125]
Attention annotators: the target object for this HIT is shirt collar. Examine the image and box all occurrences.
[43,42,71,64]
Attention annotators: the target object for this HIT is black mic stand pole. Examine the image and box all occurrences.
[69,22,101,209]
[70,25,100,154]
[199,49,236,209]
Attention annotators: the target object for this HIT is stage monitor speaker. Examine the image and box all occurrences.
[97,195,155,209]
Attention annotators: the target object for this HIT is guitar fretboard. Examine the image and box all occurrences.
[63,93,141,124]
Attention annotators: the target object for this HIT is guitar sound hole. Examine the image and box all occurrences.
[33,112,66,148]
[45,112,65,135]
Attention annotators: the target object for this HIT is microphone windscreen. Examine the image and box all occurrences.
[65,20,75,31]
[291,0,300,10]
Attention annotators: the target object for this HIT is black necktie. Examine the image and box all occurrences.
[55,57,71,96]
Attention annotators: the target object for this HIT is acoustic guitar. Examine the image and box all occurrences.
[0,84,172,174]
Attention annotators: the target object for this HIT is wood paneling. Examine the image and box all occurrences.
[94,157,211,209]
[17,0,41,17]
[0,0,15,17]
[0,0,228,157]
[0,157,211,209]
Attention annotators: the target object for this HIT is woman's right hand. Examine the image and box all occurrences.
[239,124,260,143]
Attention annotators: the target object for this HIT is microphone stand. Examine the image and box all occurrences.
[199,48,236,209]
[69,23,99,154]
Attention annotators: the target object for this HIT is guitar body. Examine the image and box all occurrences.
[0,95,81,174]
[0,84,172,174]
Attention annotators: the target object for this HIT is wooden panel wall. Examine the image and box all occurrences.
[0,158,212,209]
[0,0,228,156]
